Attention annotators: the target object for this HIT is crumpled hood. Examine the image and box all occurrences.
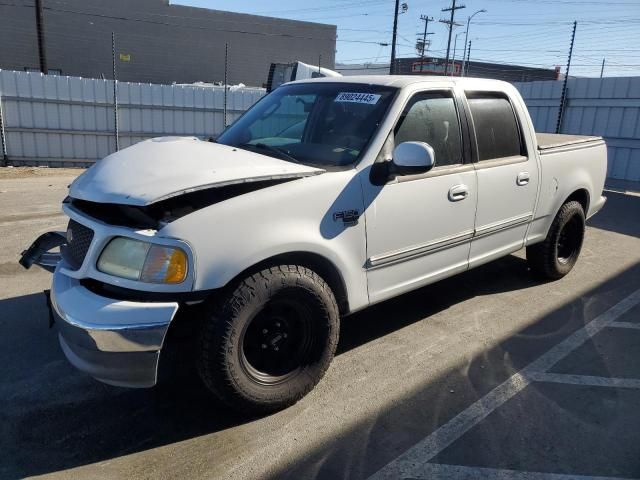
[69,137,325,206]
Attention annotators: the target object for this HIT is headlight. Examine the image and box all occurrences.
[97,237,188,284]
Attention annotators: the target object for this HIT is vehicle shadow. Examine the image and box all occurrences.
[0,253,541,479]
[0,251,640,479]
[271,260,640,480]
[589,190,640,238]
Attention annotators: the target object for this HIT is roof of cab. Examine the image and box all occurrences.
[286,75,513,90]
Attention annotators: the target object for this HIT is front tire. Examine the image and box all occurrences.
[526,200,585,280]
[197,265,339,414]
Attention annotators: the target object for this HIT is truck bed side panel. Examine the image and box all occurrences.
[526,139,607,246]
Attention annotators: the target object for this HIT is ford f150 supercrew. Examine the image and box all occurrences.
[20,76,607,413]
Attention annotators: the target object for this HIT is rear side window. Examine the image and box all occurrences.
[394,91,463,168]
[467,94,523,161]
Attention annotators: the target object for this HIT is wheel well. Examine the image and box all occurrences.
[233,252,350,315]
[565,189,590,213]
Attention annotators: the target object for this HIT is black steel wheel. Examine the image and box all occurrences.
[197,265,339,414]
[240,295,315,385]
[527,200,586,280]
[556,215,582,265]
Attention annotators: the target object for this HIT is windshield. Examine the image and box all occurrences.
[216,83,397,168]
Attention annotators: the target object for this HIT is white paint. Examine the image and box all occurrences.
[607,322,640,330]
[54,76,607,308]
[369,288,640,480]
[529,372,640,389]
[405,463,632,480]
[69,138,324,206]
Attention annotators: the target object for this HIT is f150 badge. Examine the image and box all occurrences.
[333,210,360,226]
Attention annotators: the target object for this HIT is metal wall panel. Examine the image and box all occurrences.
[0,70,265,166]
[0,0,336,88]
[514,77,640,182]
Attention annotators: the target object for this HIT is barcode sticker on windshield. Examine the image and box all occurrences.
[335,92,381,104]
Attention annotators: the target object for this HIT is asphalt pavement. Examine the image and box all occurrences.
[1,168,639,480]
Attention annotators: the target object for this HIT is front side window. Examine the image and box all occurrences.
[467,94,524,161]
[217,83,397,168]
[394,92,463,168]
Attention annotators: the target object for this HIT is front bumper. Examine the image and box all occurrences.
[51,267,179,387]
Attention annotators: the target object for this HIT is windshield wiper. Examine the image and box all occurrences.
[240,143,301,164]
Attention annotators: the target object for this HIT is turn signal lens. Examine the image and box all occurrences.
[140,245,188,284]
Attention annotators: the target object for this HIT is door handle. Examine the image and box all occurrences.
[517,172,530,186]
[448,184,469,202]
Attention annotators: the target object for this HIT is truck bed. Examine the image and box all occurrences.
[536,133,603,152]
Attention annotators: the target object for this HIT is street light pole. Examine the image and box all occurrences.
[451,32,464,76]
[462,9,486,77]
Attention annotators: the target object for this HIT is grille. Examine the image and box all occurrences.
[62,220,94,270]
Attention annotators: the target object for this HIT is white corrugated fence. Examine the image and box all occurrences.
[1,70,639,182]
[0,70,265,167]
[514,76,640,182]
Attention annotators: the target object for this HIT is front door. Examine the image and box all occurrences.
[363,90,478,304]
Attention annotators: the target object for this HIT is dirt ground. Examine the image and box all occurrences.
[0,166,84,179]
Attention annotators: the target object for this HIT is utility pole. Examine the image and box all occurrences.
[556,21,577,134]
[440,0,465,76]
[390,0,400,74]
[600,58,606,78]
[419,15,434,62]
[35,0,47,73]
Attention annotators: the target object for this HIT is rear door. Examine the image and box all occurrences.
[465,91,539,268]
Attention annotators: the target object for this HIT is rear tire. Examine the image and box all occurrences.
[197,265,339,414]
[526,200,585,280]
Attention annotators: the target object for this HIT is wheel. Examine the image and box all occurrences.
[526,200,585,280]
[197,265,340,413]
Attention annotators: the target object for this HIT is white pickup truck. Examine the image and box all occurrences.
[21,76,607,413]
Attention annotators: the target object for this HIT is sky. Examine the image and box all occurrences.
[174,0,640,78]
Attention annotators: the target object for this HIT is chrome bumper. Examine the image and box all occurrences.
[51,268,179,387]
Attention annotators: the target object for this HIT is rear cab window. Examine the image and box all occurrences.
[466,92,526,162]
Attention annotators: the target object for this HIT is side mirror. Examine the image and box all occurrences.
[392,141,435,175]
